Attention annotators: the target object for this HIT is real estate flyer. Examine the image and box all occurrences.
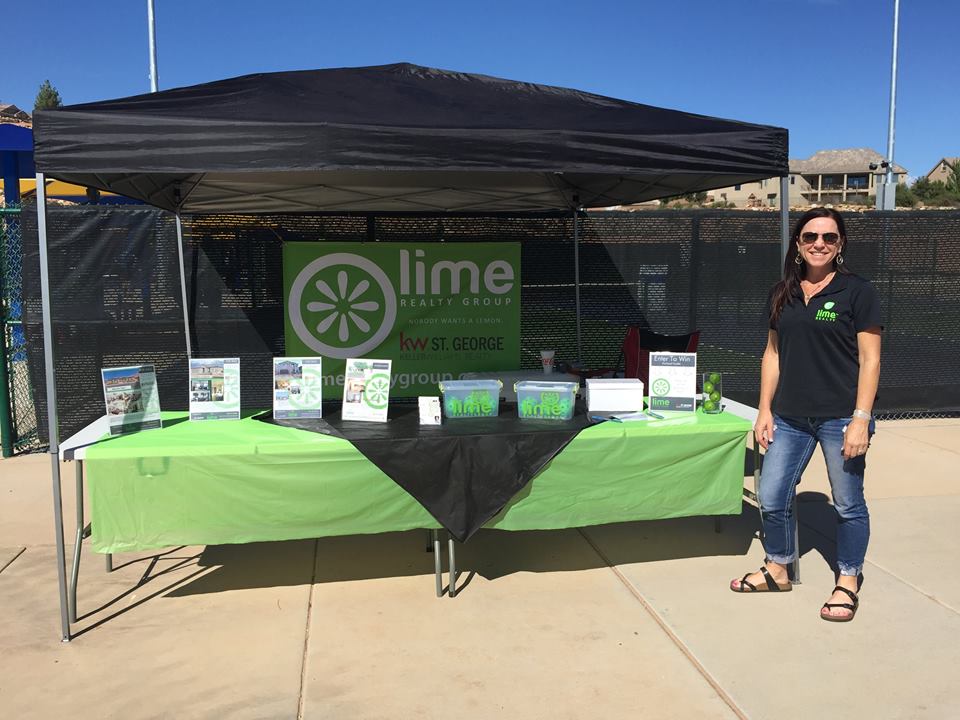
[648,352,697,412]
[189,357,241,421]
[101,364,162,436]
[342,358,392,422]
[273,357,324,419]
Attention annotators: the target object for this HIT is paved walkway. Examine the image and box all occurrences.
[1,419,958,719]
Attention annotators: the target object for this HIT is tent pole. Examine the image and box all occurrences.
[780,176,790,269]
[36,173,71,642]
[573,203,582,363]
[175,214,192,359]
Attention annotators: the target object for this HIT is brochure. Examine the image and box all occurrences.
[418,396,442,425]
[273,357,324,419]
[648,351,697,412]
[189,357,241,421]
[101,364,162,436]
[342,358,392,422]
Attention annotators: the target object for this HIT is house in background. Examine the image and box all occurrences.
[924,157,959,184]
[0,104,31,128]
[706,148,907,208]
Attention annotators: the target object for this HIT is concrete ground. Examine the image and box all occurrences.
[1,418,958,719]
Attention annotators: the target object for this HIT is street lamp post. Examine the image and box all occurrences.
[147,0,159,93]
[877,0,901,210]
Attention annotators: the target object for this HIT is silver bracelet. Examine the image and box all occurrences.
[852,408,872,420]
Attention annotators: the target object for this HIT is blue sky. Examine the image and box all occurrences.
[4,0,957,179]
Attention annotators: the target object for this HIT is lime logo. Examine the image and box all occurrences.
[287,373,323,409]
[815,301,838,322]
[363,373,391,409]
[217,366,241,409]
[288,253,397,359]
[652,378,671,396]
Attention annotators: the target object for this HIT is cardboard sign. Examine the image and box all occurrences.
[189,358,241,421]
[273,357,324,419]
[648,352,697,412]
[101,364,162,436]
[342,358,392,422]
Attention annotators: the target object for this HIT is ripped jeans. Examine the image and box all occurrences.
[758,414,874,577]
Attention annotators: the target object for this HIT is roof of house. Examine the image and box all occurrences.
[924,157,960,179]
[0,104,32,124]
[790,148,907,175]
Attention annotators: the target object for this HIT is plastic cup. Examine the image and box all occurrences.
[702,372,722,413]
[540,350,555,374]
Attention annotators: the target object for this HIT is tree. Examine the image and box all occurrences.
[895,183,917,207]
[945,159,960,195]
[911,177,960,208]
[34,80,63,111]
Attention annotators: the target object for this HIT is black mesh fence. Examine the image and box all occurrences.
[19,205,960,446]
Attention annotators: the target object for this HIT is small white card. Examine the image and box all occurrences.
[342,358,392,422]
[418,396,442,425]
[101,364,162,436]
[273,357,323,420]
[189,357,241,421]
[648,352,697,412]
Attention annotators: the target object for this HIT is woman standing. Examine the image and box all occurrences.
[730,207,882,623]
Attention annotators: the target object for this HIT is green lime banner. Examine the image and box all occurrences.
[283,242,521,397]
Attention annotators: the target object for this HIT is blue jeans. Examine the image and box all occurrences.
[758,414,874,576]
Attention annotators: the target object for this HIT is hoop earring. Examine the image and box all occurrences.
[836,253,844,266]
[794,254,802,266]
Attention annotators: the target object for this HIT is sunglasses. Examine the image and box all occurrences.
[800,232,840,245]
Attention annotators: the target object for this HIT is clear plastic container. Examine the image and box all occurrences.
[515,381,578,421]
[438,379,503,418]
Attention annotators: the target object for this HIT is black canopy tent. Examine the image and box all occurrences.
[32,63,789,640]
[34,63,787,213]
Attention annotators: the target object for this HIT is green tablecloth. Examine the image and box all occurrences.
[85,409,751,553]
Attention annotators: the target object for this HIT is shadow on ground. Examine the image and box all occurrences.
[69,496,856,632]
[157,501,763,596]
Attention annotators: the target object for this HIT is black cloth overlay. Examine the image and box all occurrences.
[259,403,593,542]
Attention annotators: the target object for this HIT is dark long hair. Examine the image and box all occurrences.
[769,207,850,325]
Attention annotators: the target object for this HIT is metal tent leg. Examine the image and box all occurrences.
[69,461,84,623]
[572,203,582,363]
[432,530,442,597]
[448,536,457,598]
[36,173,70,641]
[780,176,790,265]
[175,214,192,359]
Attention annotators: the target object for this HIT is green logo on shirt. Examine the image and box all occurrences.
[815,301,837,322]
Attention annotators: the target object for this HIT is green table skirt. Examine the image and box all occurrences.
[85,410,751,553]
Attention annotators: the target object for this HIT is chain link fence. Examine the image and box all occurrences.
[1,205,40,455]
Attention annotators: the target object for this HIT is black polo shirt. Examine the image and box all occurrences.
[769,272,883,418]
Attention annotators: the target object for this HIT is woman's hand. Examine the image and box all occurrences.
[843,417,871,460]
[754,409,775,450]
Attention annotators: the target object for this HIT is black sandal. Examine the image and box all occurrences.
[730,566,792,593]
[820,586,859,622]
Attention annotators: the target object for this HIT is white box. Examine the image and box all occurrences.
[585,378,645,413]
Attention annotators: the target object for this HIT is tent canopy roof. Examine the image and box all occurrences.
[33,63,788,214]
